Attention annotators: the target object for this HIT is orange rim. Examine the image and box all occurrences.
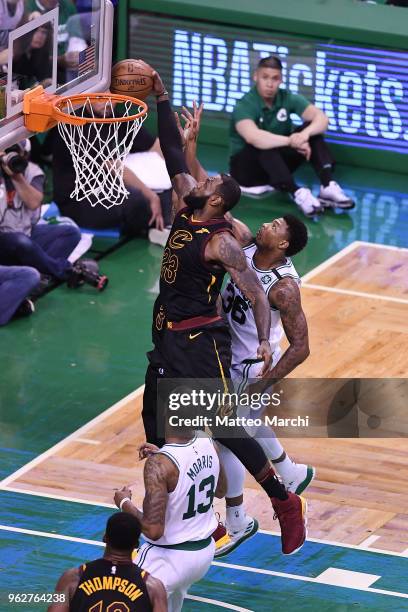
[52,92,148,125]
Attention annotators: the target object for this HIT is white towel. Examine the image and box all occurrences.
[125,151,172,191]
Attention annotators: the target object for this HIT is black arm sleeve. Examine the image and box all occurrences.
[157,99,189,179]
[130,125,156,153]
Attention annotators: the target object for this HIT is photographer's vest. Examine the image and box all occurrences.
[0,163,43,236]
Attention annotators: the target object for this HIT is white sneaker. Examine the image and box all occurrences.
[292,187,323,217]
[319,181,355,209]
[148,227,170,247]
[282,464,315,495]
[214,516,259,558]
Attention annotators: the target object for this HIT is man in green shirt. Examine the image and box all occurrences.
[229,56,354,217]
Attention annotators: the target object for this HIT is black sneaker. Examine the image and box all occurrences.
[14,298,35,319]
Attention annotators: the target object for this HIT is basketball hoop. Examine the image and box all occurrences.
[23,87,148,209]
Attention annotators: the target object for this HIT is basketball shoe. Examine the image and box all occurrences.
[282,464,315,495]
[211,519,231,554]
[292,187,324,218]
[272,492,307,555]
[319,181,355,209]
[214,516,259,558]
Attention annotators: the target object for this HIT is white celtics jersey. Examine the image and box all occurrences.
[145,435,219,546]
[222,243,300,366]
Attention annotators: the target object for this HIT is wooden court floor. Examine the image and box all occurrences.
[2,242,408,554]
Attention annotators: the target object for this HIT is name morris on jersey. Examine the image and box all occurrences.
[187,455,214,481]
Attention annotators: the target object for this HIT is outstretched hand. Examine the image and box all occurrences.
[139,442,160,460]
[132,59,166,96]
[114,485,132,509]
[174,101,204,148]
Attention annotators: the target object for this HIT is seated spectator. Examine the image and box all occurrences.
[12,23,53,90]
[0,265,40,325]
[229,55,354,217]
[25,0,84,85]
[46,121,172,239]
[0,140,105,288]
[0,0,26,65]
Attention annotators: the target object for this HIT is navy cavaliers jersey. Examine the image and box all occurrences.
[154,207,232,325]
[70,558,152,612]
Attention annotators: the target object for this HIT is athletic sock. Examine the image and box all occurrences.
[271,451,297,482]
[256,434,297,481]
[319,165,333,187]
[217,443,246,498]
[226,504,247,532]
[257,465,288,500]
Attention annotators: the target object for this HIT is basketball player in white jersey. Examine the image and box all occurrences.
[114,413,226,612]
[216,213,315,554]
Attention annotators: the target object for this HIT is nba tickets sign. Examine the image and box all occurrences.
[129,14,408,155]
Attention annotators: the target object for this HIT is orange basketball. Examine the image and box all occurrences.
[110,59,153,100]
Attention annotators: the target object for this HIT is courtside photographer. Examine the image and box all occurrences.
[0,139,108,292]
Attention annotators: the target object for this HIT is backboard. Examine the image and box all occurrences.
[0,0,113,149]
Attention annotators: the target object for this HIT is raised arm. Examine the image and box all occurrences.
[224,212,254,247]
[175,102,208,183]
[267,278,309,380]
[134,61,196,210]
[206,232,272,374]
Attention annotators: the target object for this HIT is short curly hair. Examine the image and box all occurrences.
[283,214,308,257]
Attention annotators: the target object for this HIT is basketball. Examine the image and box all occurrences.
[110,59,154,100]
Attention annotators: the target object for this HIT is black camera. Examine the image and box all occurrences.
[67,259,109,291]
[0,143,28,175]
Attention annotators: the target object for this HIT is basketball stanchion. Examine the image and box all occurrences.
[23,86,148,209]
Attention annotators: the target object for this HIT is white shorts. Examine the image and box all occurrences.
[231,347,282,394]
[136,539,215,612]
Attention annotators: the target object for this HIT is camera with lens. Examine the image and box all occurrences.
[0,143,28,175]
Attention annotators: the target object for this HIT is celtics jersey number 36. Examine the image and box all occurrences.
[222,242,300,366]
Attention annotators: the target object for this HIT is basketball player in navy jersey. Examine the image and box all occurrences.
[179,102,314,555]
[48,512,166,611]
[138,60,307,556]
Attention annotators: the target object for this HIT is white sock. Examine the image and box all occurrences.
[226,504,246,532]
[255,431,296,482]
[217,443,246,498]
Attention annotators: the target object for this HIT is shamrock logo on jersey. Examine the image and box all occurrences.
[261,275,272,284]
[277,108,288,122]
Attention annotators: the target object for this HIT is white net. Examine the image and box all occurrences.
[57,96,147,209]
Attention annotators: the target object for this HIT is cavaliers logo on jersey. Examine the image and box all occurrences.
[156,305,165,330]
[168,230,193,250]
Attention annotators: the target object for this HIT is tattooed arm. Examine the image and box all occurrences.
[267,278,309,380]
[224,212,254,247]
[114,454,177,541]
[206,232,272,375]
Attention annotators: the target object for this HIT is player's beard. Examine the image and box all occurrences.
[184,193,209,210]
